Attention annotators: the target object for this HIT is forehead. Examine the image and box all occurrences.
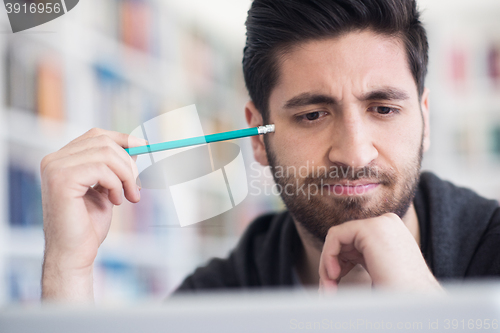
[272,30,417,103]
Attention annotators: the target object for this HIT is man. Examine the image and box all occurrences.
[41,0,500,301]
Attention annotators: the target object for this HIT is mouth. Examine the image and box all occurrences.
[323,182,380,196]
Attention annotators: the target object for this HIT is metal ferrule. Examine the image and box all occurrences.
[258,124,275,134]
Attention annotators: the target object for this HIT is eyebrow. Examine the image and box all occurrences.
[360,88,410,101]
[283,93,336,109]
[282,87,410,109]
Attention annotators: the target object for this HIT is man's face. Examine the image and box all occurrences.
[250,30,430,242]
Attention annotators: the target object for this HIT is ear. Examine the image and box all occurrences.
[420,87,430,153]
[245,100,269,166]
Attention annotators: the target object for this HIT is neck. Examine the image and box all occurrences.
[293,203,420,286]
[294,221,322,286]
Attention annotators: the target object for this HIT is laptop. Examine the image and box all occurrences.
[1,281,499,333]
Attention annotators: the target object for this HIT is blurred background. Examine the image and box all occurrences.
[0,0,499,305]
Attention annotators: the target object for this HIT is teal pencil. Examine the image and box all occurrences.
[125,124,275,156]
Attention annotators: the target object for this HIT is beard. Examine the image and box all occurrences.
[264,136,423,243]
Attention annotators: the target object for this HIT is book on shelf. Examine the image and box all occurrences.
[86,0,158,55]
[93,63,160,133]
[121,0,152,53]
[8,165,43,228]
[37,58,65,121]
[8,258,42,305]
[94,258,169,302]
[488,44,500,86]
[492,125,500,157]
[5,43,37,113]
[5,40,65,121]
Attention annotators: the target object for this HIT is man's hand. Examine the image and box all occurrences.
[40,128,147,302]
[319,213,442,293]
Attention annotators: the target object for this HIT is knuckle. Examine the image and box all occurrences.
[95,134,114,146]
[95,161,108,173]
[381,213,399,229]
[40,154,52,173]
[87,127,103,136]
[325,226,337,239]
[366,214,400,238]
[94,162,116,182]
[101,136,122,154]
[383,212,399,220]
[45,164,69,189]
[326,226,334,236]
[361,218,382,235]
[40,157,57,180]
[130,156,138,169]
[98,145,115,156]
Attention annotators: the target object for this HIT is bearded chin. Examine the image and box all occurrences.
[264,138,423,243]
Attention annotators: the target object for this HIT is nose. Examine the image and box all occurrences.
[328,109,378,169]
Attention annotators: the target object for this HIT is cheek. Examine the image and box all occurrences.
[376,116,423,169]
[271,128,329,166]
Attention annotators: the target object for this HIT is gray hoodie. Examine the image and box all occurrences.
[176,172,500,292]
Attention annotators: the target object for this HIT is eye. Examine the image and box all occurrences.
[370,106,399,116]
[305,112,320,120]
[296,111,328,123]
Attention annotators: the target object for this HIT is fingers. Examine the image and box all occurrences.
[318,221,370,294]
[319,254,338,294]
[319,247,341,284]
[78,163,126,206]
[42,128,146,179]
[319,214,440,291]
[62,147,140,203]
[321,222,361,278]
[67,128,147,149]
[41,128,147,205]
[45,155,133,206]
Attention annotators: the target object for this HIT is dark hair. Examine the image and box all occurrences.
[243,0,428,122]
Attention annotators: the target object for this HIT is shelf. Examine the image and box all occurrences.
[5,108,88,153]
[6,227,44,259]
[0,0,254,306]
[5,16,245,100]
[98,232,239,268]
[4,223,238,268]
[4,223,239,269]
[422,153,500,200]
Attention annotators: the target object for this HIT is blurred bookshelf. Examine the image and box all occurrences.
[419,0,500,201]
[1,0,499,307]
[0,0,276,305]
